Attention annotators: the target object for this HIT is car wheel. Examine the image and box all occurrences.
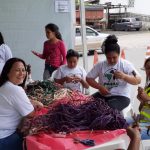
[124,27,129,31]
[112,26,116,31]
[136,28,140,31]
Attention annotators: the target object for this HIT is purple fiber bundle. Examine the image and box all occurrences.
[46,98,128,133]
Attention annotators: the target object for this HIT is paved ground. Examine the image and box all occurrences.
[78,30,150,114]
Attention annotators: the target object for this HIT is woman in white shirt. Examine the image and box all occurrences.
[86,35,141,111]
[0,58,42,150]
[0,32,12,74]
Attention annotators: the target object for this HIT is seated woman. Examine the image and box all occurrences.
[54,49,89,93]
[0,58,43,150]
[134,57,150,139]
[86,35,141,111]
[126,58,150,140]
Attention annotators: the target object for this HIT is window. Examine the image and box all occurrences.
[76,28,81,36]
[122,19,130,22]
[117,19,122,23]
[131,18,136,22]
[86,28,98,36]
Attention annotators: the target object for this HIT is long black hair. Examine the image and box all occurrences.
[0,58,27,88]
[45,23,62,40]
[0,32,4,45]
[144,57,150,88]
[102,35,120,55]
[66,49,79,60]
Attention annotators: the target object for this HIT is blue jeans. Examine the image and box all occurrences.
[43,64,58,80]
[0,132,23,150]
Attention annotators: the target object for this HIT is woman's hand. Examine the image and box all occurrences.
[114,71,126,80]
[31,50,40,56]
[73,76,82,83]
[138,91,150,102]
[31,100,44,110]
[126,126,141,141]
[65,76,75,83]
[137,86,150,102]
[138,86,144,94]
[98,86,110,96]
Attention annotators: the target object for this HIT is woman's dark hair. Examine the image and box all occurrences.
[66,49,79,60]
[0,58,27,88]
[144,57,150,68]
[45,23,62,40]
[0,32,4,45]
[144,57,150,87]
[102,35,120,55]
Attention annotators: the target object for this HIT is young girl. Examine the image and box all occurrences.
[32,23,67,80]
[54,49,89,93]
[86,35,141,111]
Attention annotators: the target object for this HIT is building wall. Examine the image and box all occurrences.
[0,0,75,80]
[76,10,103,20]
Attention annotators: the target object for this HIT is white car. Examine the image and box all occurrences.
[75,26,109,54]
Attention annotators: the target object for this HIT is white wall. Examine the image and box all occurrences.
[0,0,75,80]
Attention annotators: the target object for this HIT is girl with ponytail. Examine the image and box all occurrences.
[32,23,66,80]
[86,35,141,111]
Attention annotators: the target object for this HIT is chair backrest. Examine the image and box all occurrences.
[121,103,134,118]
[50,70,57,81]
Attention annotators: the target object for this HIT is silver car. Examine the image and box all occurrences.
[111,18,142,31]
[75,26,109,54]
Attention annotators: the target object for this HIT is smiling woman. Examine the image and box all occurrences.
[0,58,44,150]
[7,61,26,85]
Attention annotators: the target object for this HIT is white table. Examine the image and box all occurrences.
[86,134,130,150]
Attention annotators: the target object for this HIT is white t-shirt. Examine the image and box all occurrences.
[87,58,140,98]
[0,81,34,138]
[0,44,12,73]
[54,65,87,93]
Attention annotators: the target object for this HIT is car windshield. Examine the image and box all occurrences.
[86,28,98,36]
[131,18,136,22]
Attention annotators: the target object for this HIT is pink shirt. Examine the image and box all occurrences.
[38,40,66,67]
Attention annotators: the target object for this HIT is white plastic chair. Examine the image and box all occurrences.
[121,103,134,118]
[141,140,150,150]
[49,70,57,81]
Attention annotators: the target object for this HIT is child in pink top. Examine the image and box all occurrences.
[32,23,67,80]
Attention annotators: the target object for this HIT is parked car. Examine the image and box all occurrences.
[111,18,142,31]
[75,26,109,54]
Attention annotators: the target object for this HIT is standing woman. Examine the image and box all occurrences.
[86,35,141,111]
[0,58,43,150]
[32,23,67,80]
[0,32,12,74]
